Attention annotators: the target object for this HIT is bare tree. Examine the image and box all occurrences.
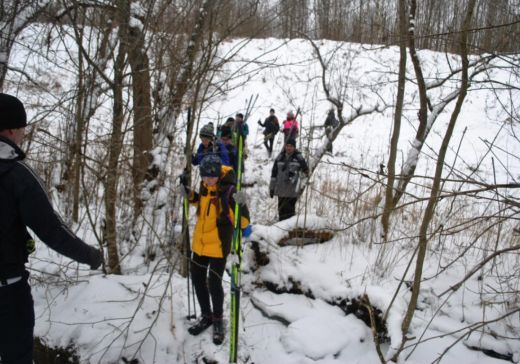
[392,0,477,360]
[0,0,51,89]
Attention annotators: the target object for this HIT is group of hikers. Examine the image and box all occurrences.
[0,92,337,363]
[178,108,313,345]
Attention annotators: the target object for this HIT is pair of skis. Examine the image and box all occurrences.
[229,94,257,363]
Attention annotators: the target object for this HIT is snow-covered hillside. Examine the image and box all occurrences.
[6,26,520,363]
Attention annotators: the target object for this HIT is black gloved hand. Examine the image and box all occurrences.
[179,169,189,188]
[89,248,103,270]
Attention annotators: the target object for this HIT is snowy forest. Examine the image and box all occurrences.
[2,0,520,363]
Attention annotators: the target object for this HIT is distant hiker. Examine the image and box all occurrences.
[324,109,339,154]
[180,154,250,345]
[282,110,299,143]
[269,138,309,221]
[192,122,231,167]
[219,126,238,172]
[217,117,234,140]
[232,113,249,156]
[233,113,249,141]
[0,93,103,364]
[257,108,279,158]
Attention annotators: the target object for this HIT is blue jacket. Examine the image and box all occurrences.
[192,141,231,166]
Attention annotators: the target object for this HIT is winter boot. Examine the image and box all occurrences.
[212,317,225,345]
[188,315,213,336]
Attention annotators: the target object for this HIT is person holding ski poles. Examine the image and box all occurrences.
[257,108,279,158]
[180,154,251,345]
[0,93,103,364]
[192,122,231,167]
[282,110,299,143]
[269,138,309,221]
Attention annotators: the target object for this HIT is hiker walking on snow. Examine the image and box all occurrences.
[192,122,231,167]
[0,94,103,364]
[269,138,309,221]
[257,108,279,158]
[180,154,251,345]
[324,109,339,154]
[232,113,249,146]
[282,110,299,143]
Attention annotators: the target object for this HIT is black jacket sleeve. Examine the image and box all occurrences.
[296,153,309,175]
[14,162,99,267]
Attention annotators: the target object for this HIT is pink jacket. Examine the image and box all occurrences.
[283,118,299,132]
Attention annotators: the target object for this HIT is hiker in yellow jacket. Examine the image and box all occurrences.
[181,154,250,345]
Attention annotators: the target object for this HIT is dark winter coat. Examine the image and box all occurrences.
[189,165,250,257]
[232,122,249,145]
[324,111,339,128]
[269,150,309,198]
[223,143,239,172]
[0,136,100,279]
[192,141,231,167]
[259,115,279,136]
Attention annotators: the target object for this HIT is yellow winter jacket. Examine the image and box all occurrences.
[190,166,250,258]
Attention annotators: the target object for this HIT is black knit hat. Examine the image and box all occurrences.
[0,93,27,131]
[199,154,222,177]
[199,122,215,139]
[286,138,296,147]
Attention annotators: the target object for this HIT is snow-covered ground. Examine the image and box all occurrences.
[6,26,520,363]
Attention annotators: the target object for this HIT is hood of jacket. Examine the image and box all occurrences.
[0,136,25,176]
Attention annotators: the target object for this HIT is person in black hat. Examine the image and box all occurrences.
[257,108,279,158]
[192,122,231,167]
[269,138,309,221]
[0,93,103,364]
[219,126,238,172]
[180,154,250,345]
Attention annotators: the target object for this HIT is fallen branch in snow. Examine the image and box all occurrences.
[438,244,520,297]
[249,295,291,327]
[361,294,387,364]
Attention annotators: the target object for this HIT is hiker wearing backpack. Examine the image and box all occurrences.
[180,154,251,345]
[0,94,103,364]
[324,108,339,154]
[269,138,309,221]
[192,122,231,167]
[282,110,299,143]
[257,108,279,158]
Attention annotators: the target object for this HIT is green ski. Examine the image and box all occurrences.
[229,94,257,362]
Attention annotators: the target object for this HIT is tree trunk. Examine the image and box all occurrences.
[104,20,127,275]
[381,0,407,244]
[394,0,475,360]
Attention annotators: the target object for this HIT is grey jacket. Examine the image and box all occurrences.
[270,150,309,198]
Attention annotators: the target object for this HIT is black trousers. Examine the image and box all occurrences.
[191,253,227,318]
[263,135,274,155]
[0,274,34,364]
[278,197,297,221]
